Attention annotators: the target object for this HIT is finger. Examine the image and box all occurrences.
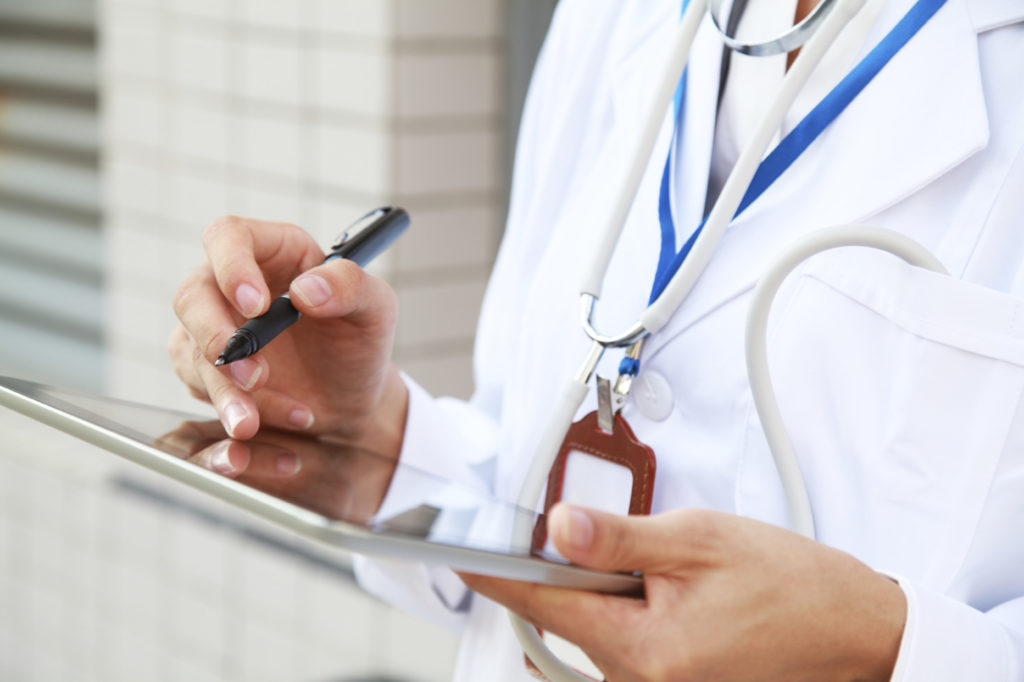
[188,440,252,477]
[459,573,645,664]
[289,258,397,326]
[237,440,302,477]
[173,266,249,364]
[189,440,301,478]
[548,504,723,574]
[192,342,261,439]
[168,324,207,400]
[176,304,314,438]
[175,312,272,400]
[243,388,316,433]
[153,420,227,457]
[191,359,315,435]
[174,278,273,392]
[224,356,269,392]
[202,216,322,318]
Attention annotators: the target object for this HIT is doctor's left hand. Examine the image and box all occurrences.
[461,505,906,682]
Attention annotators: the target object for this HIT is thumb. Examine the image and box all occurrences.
[548,503,714,574]
[289,258,397,326]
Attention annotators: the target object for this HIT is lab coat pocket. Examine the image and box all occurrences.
[738,249,1024,590]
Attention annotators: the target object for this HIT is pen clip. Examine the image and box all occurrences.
[330,207,391,252]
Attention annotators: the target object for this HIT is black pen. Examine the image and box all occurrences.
[215,206,410,366]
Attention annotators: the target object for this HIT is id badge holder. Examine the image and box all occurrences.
[530,410,656,555]
[525,367,656,681]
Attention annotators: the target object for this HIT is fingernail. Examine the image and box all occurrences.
[222,402,248,438]
[276,451,300,475]
[235,283,264,317]
[208,441,237,474]
[292,274,330,307]
[229,358,262,390]
[287,407,314,430]
[554,505,594,552]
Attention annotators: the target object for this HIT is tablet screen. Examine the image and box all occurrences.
[0,375,554,562]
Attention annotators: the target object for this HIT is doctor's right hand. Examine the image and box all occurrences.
[168,215,408,460]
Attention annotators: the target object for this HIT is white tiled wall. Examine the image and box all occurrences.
[101,0,505,411]
[1,0,514,680]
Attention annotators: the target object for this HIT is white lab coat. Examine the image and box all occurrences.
[357,0,1024,679]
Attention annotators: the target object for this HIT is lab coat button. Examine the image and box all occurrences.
[634,370,673,422]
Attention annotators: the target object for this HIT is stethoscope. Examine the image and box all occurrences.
[506,0,950,680]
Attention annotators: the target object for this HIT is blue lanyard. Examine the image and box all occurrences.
[649,0,949,306]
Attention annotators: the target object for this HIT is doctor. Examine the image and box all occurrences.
[169,0,1024,679]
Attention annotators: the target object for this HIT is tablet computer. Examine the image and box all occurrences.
[0,375,642,595]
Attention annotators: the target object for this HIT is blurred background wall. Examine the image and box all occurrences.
[0,0,556,680]
[0,1,102,389]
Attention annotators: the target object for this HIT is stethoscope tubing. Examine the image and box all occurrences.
[639,0,867,335]
[577,0,868,347]
[744,226,948,540]
[579,0,707,304]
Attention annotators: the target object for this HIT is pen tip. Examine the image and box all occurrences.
[214,357,226,367]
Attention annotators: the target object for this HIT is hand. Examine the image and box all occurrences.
[461,505,906,682]
[169,216,407,458]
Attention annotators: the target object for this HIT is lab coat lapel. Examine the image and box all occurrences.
[646,0,991,360]
[608,4,722,241]
[607,2,678,133]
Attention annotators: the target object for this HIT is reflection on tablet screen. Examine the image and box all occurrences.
[0,376,559,563]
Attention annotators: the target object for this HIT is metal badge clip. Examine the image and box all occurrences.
[596,376,615,433]
[598,339,646,433]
